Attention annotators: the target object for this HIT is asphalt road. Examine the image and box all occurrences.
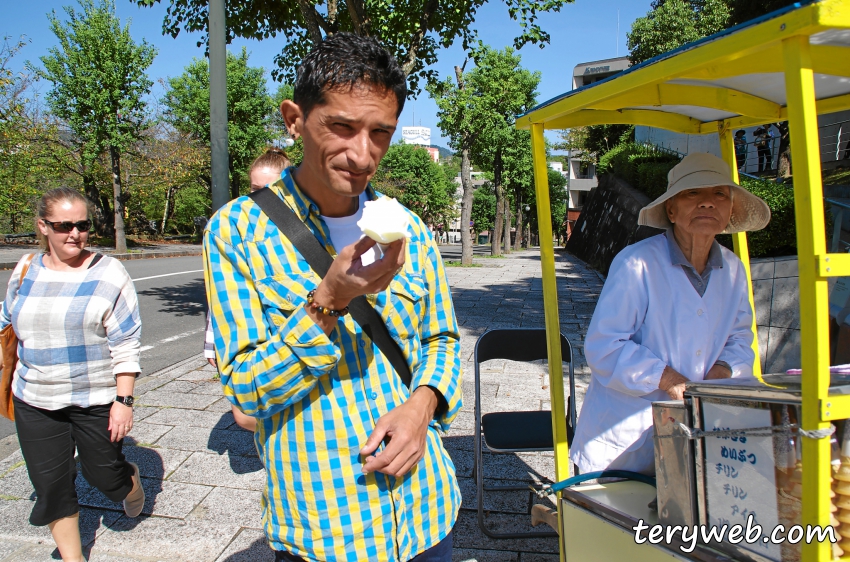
[0,255,207,441]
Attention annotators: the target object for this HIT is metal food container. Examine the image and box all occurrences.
[684,374,850,562]
[652,400,698,527]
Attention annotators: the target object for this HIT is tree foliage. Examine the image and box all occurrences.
[131,0,575,94]
[162,47,275,198]
[372,142,457,231]
[38,0,157,251]
[471,183,496,237]
[430,45,539,257]
[626,0,730,65]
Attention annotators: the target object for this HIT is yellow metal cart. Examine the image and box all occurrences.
[515,1,850,560]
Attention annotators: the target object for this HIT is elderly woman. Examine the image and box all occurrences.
[570,152,770,476]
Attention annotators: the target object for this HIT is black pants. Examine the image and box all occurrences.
[13,396,134,526]
[758,146,772,172]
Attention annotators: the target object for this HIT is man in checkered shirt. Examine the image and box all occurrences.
[203,33,462,562]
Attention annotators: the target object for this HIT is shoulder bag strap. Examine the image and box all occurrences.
[248,189,413,387]
[87,252,104,269]
[18,254,34,285]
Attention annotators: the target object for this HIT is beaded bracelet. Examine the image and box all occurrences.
[306,290,349,317]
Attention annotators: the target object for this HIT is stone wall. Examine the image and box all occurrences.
[752,257,842,373]
[566,173,662,275]
[751,256,801,374]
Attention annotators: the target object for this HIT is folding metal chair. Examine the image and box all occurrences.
[474,328,576,539]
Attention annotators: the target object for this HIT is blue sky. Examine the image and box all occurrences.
[4,0,650,148]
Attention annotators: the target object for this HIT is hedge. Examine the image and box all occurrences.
[598,142,832,259]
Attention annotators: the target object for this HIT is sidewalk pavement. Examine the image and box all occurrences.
[0,242,202,269]
[0,249,603,562]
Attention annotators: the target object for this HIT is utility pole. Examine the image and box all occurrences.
[209,0,229,212]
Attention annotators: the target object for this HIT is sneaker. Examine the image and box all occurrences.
[123,462,145,517]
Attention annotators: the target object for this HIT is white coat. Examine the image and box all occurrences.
[570,233,755,475]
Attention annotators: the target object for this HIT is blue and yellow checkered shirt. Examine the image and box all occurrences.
[203,169,462,561]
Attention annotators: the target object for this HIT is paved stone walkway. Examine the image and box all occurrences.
[0,249,603,562]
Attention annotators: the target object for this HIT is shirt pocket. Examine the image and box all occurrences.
[254,274,302,328]
[384,273,428,345]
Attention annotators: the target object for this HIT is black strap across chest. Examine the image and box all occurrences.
[248,188,412,387]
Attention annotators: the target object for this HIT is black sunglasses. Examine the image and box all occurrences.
[42,220,92,234]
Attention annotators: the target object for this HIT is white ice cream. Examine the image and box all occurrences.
[357,197,411,245]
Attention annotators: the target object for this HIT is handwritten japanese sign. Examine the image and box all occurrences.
[703,401,780,560]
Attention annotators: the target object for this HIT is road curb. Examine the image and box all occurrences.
[0,249,202,270]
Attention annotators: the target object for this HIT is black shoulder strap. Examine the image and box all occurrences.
[88,253,104,269]
[249,188,412,387]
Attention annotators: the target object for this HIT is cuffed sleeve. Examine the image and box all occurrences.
[409,236,462,430]
[103,265,142,375]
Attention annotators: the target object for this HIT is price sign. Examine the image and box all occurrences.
[703,401,780,560]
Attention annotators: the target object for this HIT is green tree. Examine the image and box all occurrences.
[470,183,496,240]
[162,48,275,199]
[468,47,539,256]
[132,0,574,95]
[430,45,539,260]
[38,0,156,252]
[626,0,730,65]
[372,142,457,232]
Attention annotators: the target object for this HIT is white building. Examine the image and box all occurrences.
[572,56,630,90]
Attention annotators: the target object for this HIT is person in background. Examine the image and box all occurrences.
[0,188,144,562]
[734,129,747,170]
[204,147,291,432]
[570,153,770,476]
[754,125,774,172]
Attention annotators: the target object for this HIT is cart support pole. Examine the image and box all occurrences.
[718,126,763,379]
[530,123,568,561]
[783,35,832,562]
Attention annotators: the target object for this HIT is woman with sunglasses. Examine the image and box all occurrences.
[0,187,144,562]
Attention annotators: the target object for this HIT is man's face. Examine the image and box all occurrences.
[284,86,398,212]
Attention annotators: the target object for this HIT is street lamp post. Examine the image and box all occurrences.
[209,0,229,213]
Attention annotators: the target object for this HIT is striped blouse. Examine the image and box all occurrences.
[0,253,142,410]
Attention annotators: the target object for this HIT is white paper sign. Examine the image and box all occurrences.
[703,401,781,560]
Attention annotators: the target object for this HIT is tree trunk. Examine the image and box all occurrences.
[83,169,111,237]
[110,147,127,253]
[503,194,511,255]
[514,199,522,251]
[491,148,504,256]
[459,143,475,265]
[161,185,175,236]
[775,122,792,179]
[491,193,503,256]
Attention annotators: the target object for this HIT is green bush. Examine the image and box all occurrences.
[598,143,832,259]
[716,178,798,258]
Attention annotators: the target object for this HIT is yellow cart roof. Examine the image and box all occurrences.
[516,0,850,134]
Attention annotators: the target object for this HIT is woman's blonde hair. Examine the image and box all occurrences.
[250,147,290,174]
[34,187,92,252]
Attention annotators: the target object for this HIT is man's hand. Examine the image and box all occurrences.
[360,386,439,478]
[705,363,733,380]
[207,357,217,368]
[307,236,405,334]
[658,365,689,401]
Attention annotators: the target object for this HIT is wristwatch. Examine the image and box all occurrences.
[115,395,134,407]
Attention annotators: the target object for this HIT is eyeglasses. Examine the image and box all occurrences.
[42,220,92,234]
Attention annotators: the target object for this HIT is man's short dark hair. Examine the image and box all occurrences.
[294,33,407,118]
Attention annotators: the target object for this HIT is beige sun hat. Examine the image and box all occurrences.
[637,152,771,234]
